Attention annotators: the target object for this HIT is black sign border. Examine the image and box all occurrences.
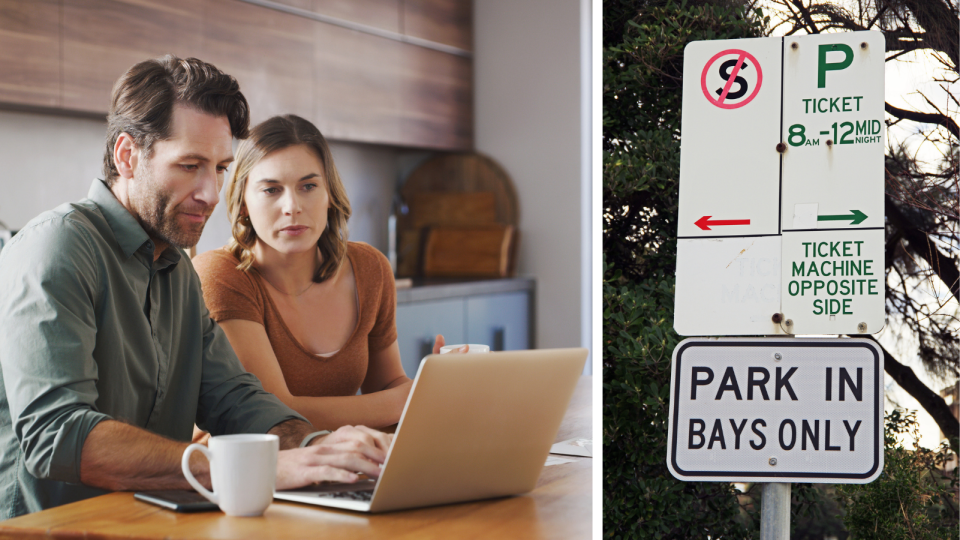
[669,339,881,480]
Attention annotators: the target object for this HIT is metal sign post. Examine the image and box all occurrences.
[761,483,791,539]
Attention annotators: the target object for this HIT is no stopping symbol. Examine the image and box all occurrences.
[700,49,763,109]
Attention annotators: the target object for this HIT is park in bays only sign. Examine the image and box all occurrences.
[666,338,884,483]
[674,31,885,337]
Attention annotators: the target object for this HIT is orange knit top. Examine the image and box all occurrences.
[193,242,398,398]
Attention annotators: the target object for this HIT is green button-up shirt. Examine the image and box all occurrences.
[0,180,305,518]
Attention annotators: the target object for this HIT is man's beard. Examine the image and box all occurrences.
[131,163,212,249]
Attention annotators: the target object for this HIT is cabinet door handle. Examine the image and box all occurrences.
[493,327,505,351]
[419,339,434,363]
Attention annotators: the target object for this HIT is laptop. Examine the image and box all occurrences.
[274,347,588,513]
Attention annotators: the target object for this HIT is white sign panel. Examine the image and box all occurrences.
[678,37,782,239]
[675,236,785,336]
[666,338,883,483]
[780,230,885,334]
[780,32,886,335]
[675,31,885,336]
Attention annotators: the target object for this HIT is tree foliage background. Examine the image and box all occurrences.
[603,0,958,538]
[603,2,765,537]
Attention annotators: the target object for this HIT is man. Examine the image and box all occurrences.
[0,56,388,518]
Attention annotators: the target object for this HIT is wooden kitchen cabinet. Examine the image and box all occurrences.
[0,0,472,150]
[62,0,202,113]
[397,43,472,149]
[402,0,472,52]
[304,0,402,34]
[0,0,61,108]
[312,21,403,145]
[200,0,315,124]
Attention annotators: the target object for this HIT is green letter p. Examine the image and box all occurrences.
[818,44,853,88]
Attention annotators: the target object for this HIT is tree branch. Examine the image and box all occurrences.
[885,47,922,63]
[884,227,904,269]
[897,0,959,71]
[874,338,959,452]
[790,0,822,34]
[865,3,888,30]
[885,102,960,139]
[886,198,960,302]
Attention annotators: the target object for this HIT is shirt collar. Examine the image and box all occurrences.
[156,246,183,271]
[86,179,182,268]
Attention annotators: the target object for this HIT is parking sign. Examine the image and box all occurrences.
[675,31,885,336]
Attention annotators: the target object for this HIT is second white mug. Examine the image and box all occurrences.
[181,433,279,517]
[439,343,491,354]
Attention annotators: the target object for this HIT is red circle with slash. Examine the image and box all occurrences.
[700,49,763,109]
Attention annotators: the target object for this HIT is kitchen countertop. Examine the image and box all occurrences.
[395,276,534,304]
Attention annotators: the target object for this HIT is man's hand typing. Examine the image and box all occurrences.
[275,425,392,489]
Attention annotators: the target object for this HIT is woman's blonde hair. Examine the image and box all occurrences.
[225,114,351,282]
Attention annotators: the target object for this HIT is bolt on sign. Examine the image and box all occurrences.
[666,338,883,483]
[674,31,885,336]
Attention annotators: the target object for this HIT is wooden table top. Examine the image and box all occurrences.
[0,376,592,539]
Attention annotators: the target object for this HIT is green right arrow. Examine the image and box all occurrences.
[818,209,868,225]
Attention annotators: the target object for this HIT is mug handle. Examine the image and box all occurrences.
[182,443,218,505]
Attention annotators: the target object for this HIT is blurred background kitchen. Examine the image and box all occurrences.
[0,0,592,375]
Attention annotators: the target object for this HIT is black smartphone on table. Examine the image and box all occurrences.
[134,490,219,512]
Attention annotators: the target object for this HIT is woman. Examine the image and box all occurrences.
[194,115,450,431]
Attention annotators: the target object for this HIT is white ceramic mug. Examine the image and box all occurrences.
[181,434,279,517]
[439,343,490,354]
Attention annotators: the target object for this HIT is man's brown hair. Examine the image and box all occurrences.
[102,55,250,186]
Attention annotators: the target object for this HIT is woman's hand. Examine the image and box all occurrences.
[191,425,211,445]
[431,335,469,354]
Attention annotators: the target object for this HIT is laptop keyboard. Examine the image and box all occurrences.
[319,490,374,502]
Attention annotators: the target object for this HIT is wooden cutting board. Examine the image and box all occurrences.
[421,225,516,278]
[407,192,498,229]
[397,153,519,277]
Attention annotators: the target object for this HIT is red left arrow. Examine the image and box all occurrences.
[695,215,751,231]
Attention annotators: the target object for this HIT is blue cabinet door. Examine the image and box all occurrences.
[465,292,530,351]
[395,298,465,378]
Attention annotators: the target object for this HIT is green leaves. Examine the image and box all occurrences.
[835,409,958,539]
[603,258,753,538]
[603,1,766,537]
